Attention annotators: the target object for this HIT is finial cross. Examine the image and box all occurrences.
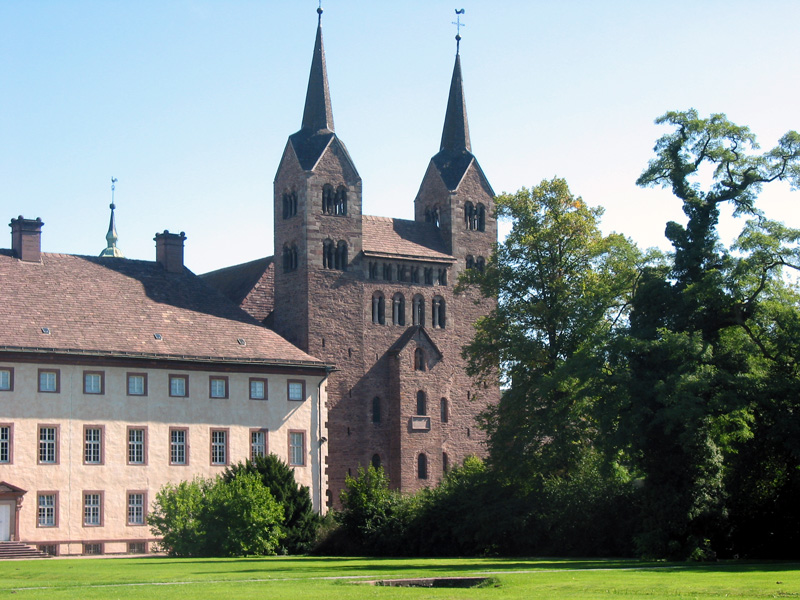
[452,8,465,52]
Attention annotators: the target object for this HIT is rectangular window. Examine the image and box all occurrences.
[288,431,305,467]
[250,429,267,459]
[83,543,103,555]
[210,429,228,465]
[0,367,13,391]
[169,428,188,465]
[37,493,57,527]
[128,542,147,554]
[83,426,103,465]
[287,380,305,402]
[127,492,146,525]
[0,424,12,464]
[38,426,58,464]
[127,373,147,396]
[83,371,104,395]
[83,492,102,527]
[209,376,228,399]
[169,375,188,397]
[127,428,146,465]
[38,369,59,393]
[249,378,267,400]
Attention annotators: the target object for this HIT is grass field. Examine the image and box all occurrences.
[0,556,798,599]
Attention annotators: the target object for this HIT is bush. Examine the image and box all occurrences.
[223,454,320,554]
[148,473,284,557]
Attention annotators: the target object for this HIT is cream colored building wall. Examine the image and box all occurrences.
[0,361,328,555]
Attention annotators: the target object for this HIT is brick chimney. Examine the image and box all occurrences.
[10,216,44,262]
[154,230,186,273]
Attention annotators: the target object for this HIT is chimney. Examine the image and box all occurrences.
[154,230,186,273]
[10,216,44,262]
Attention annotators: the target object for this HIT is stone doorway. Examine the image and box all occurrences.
[0,482,26,542]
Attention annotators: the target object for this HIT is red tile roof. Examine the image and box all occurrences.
[0,250,321,367]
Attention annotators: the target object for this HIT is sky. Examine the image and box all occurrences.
[2,1,799,274]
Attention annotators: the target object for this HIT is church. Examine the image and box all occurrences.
[0,8,498,556]
[202,7,499,501]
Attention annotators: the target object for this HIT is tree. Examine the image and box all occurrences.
[148,477,210,557]
[609,109,800,558]
[460,177,643,483]
[223,454,319,554]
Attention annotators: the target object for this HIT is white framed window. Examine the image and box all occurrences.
[128,428,146,465]
[37,493,57,527]
[249,378,267,400]
[127,373,147,396]
[38,426,58,464]
[0,424,11,464]
[83,493,102,526]
[251,429,267,459]
[0,368,13,391]
[169,375,188,397]
[211,429,228,465]
[127,492,145,525]
[287,380,305,402]
[288,431,305,467]
[170,428,187,465]
[209,377,228,399]
[83,371,104,395]
[84,427,102,465]
[38,369,59,393]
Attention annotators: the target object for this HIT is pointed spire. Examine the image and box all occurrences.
[439,53,471,154]
[301,6,334,134]
[100,177,124,258]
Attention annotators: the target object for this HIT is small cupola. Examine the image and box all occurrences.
[99,177,124,258]
[9,216,44,263]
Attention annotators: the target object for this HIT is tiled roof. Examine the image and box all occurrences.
[200,256,273,306]
[0,250,321,367]
[362,216,454,262]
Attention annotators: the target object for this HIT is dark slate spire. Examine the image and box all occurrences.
[301,8,334,134]
[439,53,471,154]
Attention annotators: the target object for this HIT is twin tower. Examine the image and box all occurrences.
[217,9,498,502]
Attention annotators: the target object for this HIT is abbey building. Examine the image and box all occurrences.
[203,11,499,501]
[0,10,497,556]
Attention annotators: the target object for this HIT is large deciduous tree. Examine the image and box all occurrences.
[610,110,800,558]
[460,177,643,484]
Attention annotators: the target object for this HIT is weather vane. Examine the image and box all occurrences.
[110,177,118,209]
[453,9,465,53]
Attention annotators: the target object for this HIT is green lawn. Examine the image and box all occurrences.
[0,556,797,599]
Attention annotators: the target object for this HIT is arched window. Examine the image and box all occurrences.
[322,239,334,269]
[334,186,347,216]
[282,190,297,219]
[432,296,446,329]
[412,295,425,327]
[416,390,427,416]
[440,397,449,423]
[476,203,486,232]
[476,256,485,272]
[414,348,426,371]
[372,454,381,469]
[335,240,348,270]
[283,244,298,273]
[426,205,440,228]
[442,452,449,473]
[322,184,335,214]
[464,201,475,230]
[368,262,378,279]
[424,268,433,285]
[372,292,385,325]
[383,263,393,281]
[372,396,381,423]
[465,255,474,270]
[411,267,420,283]
[392,293,405,326]
[417,453,428,480]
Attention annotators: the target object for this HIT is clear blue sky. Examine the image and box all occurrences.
[2,1,799,273]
